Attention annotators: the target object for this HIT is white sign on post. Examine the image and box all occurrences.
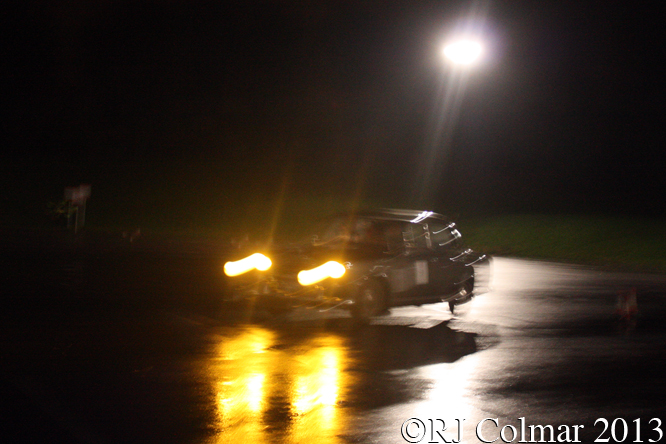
[64,184,91,233]
[415,260,429,285]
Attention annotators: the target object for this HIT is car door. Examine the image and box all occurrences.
[384,221,438,304]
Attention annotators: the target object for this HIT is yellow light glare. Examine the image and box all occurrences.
[297,261,346,286]
[443,40,483,65]
[224,253,272,276]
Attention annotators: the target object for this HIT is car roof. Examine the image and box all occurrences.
[336,209,451,224]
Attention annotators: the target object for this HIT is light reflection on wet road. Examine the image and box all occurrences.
[196,314,478,443]
[209,327,350,443]
[2,256,666,443]
[198,258,666,443]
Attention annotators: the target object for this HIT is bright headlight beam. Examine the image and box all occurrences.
[443,40,483,65]
[297,261,346,286]
[224,253,272,276]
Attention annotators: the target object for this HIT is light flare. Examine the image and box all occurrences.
[224,253,272,276]
[410,211,434,223]
[443,40,483,65]
[297,261,346,286]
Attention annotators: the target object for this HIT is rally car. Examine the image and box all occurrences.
[223,209,487,320]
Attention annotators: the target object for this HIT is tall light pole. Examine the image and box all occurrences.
[413,36,485,208]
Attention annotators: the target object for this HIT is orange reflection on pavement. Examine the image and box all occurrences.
[291,340,342,439]
[209,327,352,444]
[213,327,275,443]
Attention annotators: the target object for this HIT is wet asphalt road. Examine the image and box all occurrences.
[2,233,666,443]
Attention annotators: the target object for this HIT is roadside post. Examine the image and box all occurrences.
[64,184,91,234]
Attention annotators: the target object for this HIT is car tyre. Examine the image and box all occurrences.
[351,280,386,322]
[449,278,474,313]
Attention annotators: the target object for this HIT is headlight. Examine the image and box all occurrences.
[224,253,272,276]
[297,261,346,286]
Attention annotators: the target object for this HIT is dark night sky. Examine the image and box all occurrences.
[3,0,665,230]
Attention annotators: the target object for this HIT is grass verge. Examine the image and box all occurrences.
[459,214,666,273]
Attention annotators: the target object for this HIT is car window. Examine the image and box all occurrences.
[315,217,350,244]
[402,222,430,250]
[354,219,381,244]
[312,217,391,247]
[376,221,404,251]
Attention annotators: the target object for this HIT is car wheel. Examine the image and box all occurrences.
[449,278,474,313]
[462,278,474,297]
[351,280,386,321]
